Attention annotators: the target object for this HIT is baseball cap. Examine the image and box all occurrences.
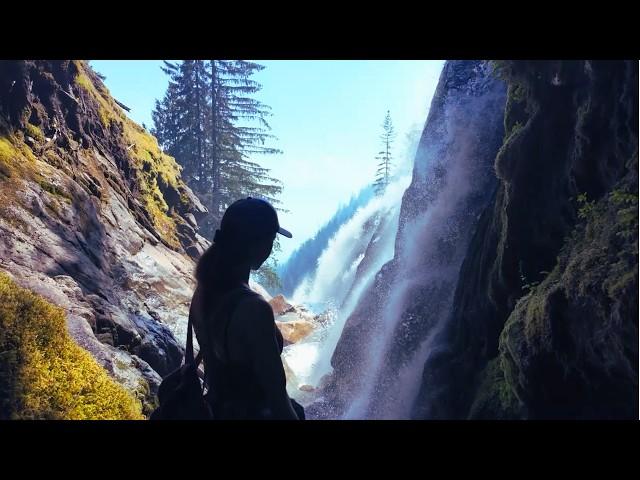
[217,197,292,242]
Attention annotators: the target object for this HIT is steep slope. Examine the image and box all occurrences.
[0,60,209,414]
[413,60,638,419]
[310,61,507,419]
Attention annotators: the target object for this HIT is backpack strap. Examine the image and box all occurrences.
[185,309,198,366]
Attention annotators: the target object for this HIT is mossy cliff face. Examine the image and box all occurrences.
[0,60,210,416]
[0,272,144,420]
[413,60,638,419]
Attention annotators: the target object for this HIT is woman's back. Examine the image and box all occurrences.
[190,283,285,419]
[188,197,301,419]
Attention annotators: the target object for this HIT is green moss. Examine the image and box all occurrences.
[505,121,524,143]
[74,63,121,128]
[74,70,94,91]
[25,123,44,143]
[123,121,183,249]
[576,192,596,219]
[73,60,186,250]
[0,159,12,179]
[0,136,19,167]
[38,180,72,203]
[492,161,638,418]
[504,82,529,134]
[0,135,37,179]
[134,378,157,417]
[114,358,129,370]
[468,357,524,419]
[0,272,144,420]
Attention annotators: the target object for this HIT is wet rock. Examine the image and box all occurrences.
[329,60,506,418]
[96,332,114,346]
[275,319,315,344]
[414,60,639,420]
[269,294,294,316]
[184,213,197,229]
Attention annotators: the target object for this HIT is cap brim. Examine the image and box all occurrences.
[277,226,293,238]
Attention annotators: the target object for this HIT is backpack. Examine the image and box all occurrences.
[149,309,212,420]
[149,287,251,420]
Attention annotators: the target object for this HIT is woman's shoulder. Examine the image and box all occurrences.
[233,287,274,324]
[237,284,271,304]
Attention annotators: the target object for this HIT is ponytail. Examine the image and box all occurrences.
[195,242,220,287]
[195,229,251,289]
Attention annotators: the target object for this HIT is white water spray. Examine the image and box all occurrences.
[342,72,505,418]
[283,174,411,398]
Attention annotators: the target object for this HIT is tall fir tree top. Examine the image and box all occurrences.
[374,110,396,196]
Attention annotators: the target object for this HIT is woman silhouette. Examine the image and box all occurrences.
[190,197,304,419]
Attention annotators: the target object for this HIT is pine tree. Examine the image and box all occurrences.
[209,61,284,292]
[208,60,283,220]
[374,110,395,196]
[152,60,210,194]
[153,60,284,290]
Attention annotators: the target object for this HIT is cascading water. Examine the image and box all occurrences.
[282,61,506,419]
[292,175,410,308]
[326,61,506,419]
[283,173,411,402]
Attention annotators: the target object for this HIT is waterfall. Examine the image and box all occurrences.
[283,174,410,397]
[284,61,506,419]
[333,61,507,419]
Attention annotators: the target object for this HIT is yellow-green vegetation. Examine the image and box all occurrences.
[514,174,638,340]
[0,272,144,420]
[576,192,595,219]
[503,82,530,134]
[0,139,14,179]
[25,123,44,143]
[488,162,639,417]
[72,60,184,249]
[73,62,124,129]
[123,121,183,249]
[0,134,38,182]
[0,134,72,221]
[38,179,72,203]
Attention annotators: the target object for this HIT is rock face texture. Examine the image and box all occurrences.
[413,60,638,420]
[310,60,637,420]
[0,60,209,413]
[313,61,507,419]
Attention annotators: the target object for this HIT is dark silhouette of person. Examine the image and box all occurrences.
[190,197,304,419]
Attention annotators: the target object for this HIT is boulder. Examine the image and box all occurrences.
[275,319,315,344]
[269,294,294,316]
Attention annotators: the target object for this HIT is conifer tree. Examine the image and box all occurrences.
[374,110,395,196]
[153,60,284,291]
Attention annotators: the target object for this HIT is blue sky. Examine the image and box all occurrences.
[90,60,445,262]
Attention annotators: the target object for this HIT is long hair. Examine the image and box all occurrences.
[193,233,251,372]
[194,229,254,291]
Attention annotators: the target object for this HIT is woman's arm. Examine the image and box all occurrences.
[232,298,299,420]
